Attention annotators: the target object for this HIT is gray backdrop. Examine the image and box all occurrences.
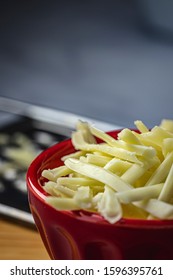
[1,0,173,128]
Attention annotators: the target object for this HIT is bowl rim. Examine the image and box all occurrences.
[26,129,173,228]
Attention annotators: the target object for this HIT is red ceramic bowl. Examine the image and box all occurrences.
[27,130,173,260]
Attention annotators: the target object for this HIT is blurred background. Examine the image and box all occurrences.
[1,0,173,128]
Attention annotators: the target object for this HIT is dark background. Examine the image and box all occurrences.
[1,0,173,128]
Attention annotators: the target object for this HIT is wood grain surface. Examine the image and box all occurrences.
[0,218,50,260]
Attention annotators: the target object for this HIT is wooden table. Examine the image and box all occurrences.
[0,218,50,260]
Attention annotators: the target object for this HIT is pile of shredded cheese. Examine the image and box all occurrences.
[41,119,173,223]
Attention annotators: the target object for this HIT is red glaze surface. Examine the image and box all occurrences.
[27,130,173,259]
